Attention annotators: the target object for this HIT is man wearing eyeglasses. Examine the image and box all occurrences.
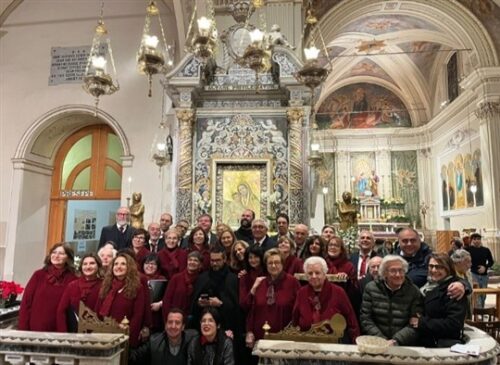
[98,206,135,250]
[396,228,466,299]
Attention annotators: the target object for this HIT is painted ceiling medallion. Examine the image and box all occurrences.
[356,40,386,53]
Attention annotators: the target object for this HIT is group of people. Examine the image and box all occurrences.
[18,206,491,364]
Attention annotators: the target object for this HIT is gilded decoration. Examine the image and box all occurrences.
[194,114,288,222]
[214,162,270,227]
[176,108,195,223]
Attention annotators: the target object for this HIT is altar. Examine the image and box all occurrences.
[253,325,500,365]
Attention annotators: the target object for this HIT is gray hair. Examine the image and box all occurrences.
[97,245,117,258]
[303,256,328,275]
[252,218,269,229]
[379,255,408,277]
[451,249,471,263]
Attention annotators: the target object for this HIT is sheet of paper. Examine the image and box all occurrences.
[450,344,480,356]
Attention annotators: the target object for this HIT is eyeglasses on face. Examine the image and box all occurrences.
[387,268,405,275]
[428,264,446,270]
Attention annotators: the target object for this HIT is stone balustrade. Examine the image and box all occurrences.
[0,330,128,365]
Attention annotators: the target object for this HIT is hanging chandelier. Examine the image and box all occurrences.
[151,91,173,171]
[294,5,329,129]
[137,1,173,97]
[82,0,119,116]
[185,1,218,65]
[239,0,273,76]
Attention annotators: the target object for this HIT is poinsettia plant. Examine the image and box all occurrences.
[0,281,24,299]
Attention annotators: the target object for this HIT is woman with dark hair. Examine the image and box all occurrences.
[229,240,248,273]
[131,228,150,270]
[218,228,236,265]
[96,252,146,348]
[187,307,234,365]
[325,236,360,315]
[245,249,300,350]
[303,235,326,260]
[163,251,203,321]
[277,236,303,275]
[239,245,265,312]
[143,254,165,280]
[410,253,467,347]
[56,252,103,332]
[187,226,210,271]
[19,243,77,331]
[158,228,188,280]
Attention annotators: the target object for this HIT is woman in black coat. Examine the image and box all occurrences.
[410,253,467,347]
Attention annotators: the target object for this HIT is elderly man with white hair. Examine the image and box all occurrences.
[292,256,360,343]
[251,218,276,252]
[360,255,423,346]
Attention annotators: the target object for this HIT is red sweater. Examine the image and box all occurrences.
[158,247,188,280]
[95,282,146,348]
[283,255,304,275]
[162,269,199,320]
[292,281,360,343]
[239,268,264,312]
[19,267,77,331]
[134,246,151,271]
[247,273,300,340]
[56,276,102,332]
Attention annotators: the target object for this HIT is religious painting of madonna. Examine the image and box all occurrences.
[214,163,269,227]
[316,83,411,129]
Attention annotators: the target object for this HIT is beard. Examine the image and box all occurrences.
[240,218,251,228]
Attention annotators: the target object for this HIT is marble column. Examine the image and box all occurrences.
[287,107,305,224]
[475,101,500,256]
[175,108,196,224]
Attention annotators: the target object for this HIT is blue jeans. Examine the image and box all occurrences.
[472,272,489,308]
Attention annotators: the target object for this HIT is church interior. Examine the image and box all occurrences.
[1,0,500,361]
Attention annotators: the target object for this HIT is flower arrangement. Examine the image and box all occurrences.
[0,280,24,299]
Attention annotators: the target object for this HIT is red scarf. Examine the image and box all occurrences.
[200,335,217,345]
[99,279,125,317]
[184,270,198,298]
[326,256,347,273]
[78,276,100,302]
[306,282,331,325]
[164,247,180,270]
[47,265,66,285]
[266,272,284,305]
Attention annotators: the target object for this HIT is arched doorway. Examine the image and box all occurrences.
[47,124,123,254]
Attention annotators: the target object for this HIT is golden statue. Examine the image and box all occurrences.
[129,192,145,229]
[338,191,358,230]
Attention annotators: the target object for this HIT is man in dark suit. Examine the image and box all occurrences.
[160,212,173,237]
[197,213,217,246]
[350,230,377,280]
[270,213,294,243]
[98,206,135,250]
[147,222,165,253]
[251,218,276,252]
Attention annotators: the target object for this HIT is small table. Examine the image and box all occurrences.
[472,287,500,319]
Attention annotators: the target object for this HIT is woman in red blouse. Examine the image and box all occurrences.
[218,228,236,265]
[239,245,265,313]
[56,252,103,332]
[131,229,150,270]
[277,236,303,275]
[96,252,146,348]
[19,243,77,331]
[325,236,361,316]
[292,256,360,343]
[186,227,210,271]
[302,235,327,260]
[162,251,203,321]
[158,228,188,280]
[245,248,300,349]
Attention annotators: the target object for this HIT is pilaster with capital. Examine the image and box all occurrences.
[175,108,196,223]
[287,107,305,223]
[475,101,500,254]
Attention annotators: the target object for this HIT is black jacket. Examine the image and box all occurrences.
[396,243,432,288]
[417,276,467,347]
[98,224,135,250]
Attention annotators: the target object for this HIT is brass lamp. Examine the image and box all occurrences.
[82,1,119,116]
[137,1,172,97]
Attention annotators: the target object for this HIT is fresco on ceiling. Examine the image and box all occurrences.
[318,46,346,68]
[458,0,500,59]
[317,83,411,129]
[398,42,441,81]
[347,59,394,84]
[343,15,438,35]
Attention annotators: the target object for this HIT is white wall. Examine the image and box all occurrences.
[0,0,178,283]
